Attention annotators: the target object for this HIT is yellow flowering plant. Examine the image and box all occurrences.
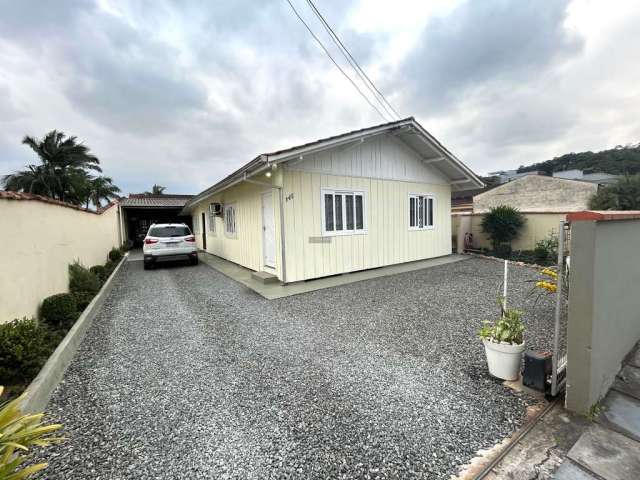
[528,267,565,305]
[536,268,558,293]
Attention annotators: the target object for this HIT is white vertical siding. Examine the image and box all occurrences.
[282,170,452,282]
[191,133,455,283]
[290,133,450,185]
[191,182,274,274]
[280,133,453,282]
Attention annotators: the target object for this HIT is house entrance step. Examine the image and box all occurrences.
[251,271,279,284]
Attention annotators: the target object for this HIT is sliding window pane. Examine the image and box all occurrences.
[335,195,343,230]
[409,197,416,227]
[324,194,334,231]
[418,197,424,228]
[427,198,434,226]
[355,195,363,230]
[345,195,354,230]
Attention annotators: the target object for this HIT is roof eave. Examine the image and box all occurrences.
[182,117,484,211]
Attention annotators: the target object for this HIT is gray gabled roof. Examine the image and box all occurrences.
[183,117,483,212]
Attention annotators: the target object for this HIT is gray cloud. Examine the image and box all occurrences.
[0,0,638,193]
[399,0,583,112]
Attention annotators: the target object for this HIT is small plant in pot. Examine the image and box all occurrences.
[479,304,526,381]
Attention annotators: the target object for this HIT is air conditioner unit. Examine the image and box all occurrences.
[209,203,223,216]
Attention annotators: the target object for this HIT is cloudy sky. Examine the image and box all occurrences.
[1,0,639,195]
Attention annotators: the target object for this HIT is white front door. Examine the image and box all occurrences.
[261,191,276,268]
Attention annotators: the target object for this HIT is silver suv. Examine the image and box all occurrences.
[143,223,198,270]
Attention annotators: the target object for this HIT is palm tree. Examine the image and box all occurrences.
[3,164,58,198]
[89,176,121,208]
[2,130,103,204]
[145,184,166,195]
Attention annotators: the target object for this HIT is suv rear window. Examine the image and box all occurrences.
[147,226,191,237]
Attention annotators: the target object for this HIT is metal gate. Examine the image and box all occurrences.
[551,220,571,396]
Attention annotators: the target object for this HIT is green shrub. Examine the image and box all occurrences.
[72,291,95,311]
[89,264,107,282]
[534,232,559,265]
[0,318,56,385]
[481,205,526,253]
[108,247,123,262]
[41,293,78,328]
[69,261,101,295]
[104,259,116,276]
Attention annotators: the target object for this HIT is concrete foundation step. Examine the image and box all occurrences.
[251,270,279,284]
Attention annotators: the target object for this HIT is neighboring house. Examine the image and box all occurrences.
[181,117,483,283]
[119,193,193,246]
[552,169,619,186]
[473,175,598,213]
[452,175,600,252]
[487,169,543,184]
[451,186,496,213]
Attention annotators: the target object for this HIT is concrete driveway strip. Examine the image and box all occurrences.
[38,257,554,479]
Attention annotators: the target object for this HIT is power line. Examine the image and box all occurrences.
[284,0,392,122]
[305,0,402,120]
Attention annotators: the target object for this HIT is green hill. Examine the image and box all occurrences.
[517,144,640,176]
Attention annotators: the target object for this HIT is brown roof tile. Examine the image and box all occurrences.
[0,190,116,214]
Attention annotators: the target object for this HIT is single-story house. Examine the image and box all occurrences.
[452,174,601,253]
[119,193,193,247]
[472,174,598,214]
[181,117,483,283]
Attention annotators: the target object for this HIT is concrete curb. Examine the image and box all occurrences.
[20,253,128,414]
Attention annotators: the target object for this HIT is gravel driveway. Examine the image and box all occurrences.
[39,256,554,479]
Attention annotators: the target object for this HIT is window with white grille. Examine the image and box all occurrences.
[208,204,216,233]
[224,204,236,236]
[408,194,435,230]
[321,189,366,236]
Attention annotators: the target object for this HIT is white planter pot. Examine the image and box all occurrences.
[482,339,526,381]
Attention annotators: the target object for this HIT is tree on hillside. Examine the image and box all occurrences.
[588,175,640,210]
[517,144,640,176]
[2,131,118,208]
[146,184,166,195]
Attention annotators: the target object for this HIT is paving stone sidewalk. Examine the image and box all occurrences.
[553,343,640,480]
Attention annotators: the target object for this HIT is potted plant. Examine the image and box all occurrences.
[479,305,526,381]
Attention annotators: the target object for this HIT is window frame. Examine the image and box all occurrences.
[224,203,237,238]
[193,215,200,235]
[208,203,216,234]
[320,188,367,237]
[408,193,436,231]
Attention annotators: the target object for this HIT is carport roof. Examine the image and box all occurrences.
[120,194,193,208]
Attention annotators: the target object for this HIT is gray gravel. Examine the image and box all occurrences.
[36,256,554,479]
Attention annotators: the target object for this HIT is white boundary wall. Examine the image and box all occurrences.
[0,197,121,322]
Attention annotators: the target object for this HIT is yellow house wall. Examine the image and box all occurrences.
[190,181,280,276]
[281,169,452,283]
[0,200,121,322]
[452,212,567,251]
[190,133,460,283]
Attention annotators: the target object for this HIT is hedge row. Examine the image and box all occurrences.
[0,247,125,396]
